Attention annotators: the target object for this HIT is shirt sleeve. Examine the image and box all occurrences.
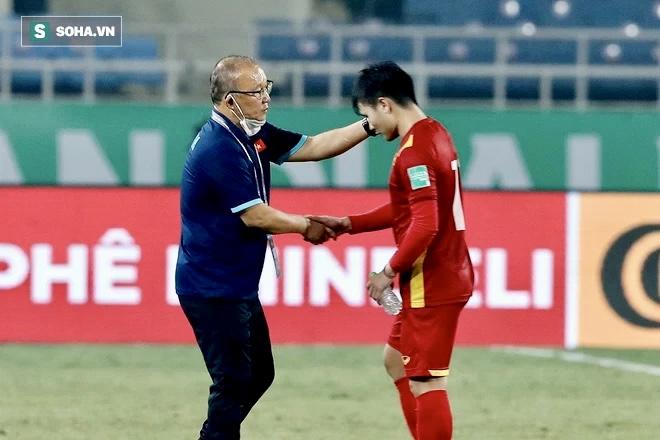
[259,122,307,165]
[395,146,438,204]
[196,141,263,214]
[388,199,438,273]
[348,203,393,234]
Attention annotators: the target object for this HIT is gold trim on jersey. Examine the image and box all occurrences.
[428,369,450,377]
[392,134,414,166]
[410,251,427,308]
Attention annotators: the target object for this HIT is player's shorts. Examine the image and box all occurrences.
[387,301,467,378]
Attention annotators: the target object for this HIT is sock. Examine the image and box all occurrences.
[394,377,417,439]
[416,389,452,440]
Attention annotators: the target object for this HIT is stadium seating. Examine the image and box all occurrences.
[255,0,660,103]
[6,25,165,94]
[403,0,660,28]
[342,36,414,62]
[5,1,660,102]
[424,38,496,64]
[94,36,164,92]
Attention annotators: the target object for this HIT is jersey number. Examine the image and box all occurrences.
[451,160,466,231]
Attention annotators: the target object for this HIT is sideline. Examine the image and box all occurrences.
[492,346,660,377]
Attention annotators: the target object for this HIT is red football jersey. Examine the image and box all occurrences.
[389,118,474,307]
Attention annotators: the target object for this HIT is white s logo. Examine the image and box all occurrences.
[34,24,46,39]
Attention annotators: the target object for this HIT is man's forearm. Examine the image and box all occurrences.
[240,203,308,234]
[289,121,368,161]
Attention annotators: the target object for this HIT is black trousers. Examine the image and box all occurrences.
[179,295,275,440]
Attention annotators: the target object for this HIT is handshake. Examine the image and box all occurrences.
[301,215,352,245]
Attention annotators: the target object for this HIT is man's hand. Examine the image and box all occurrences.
[302,218,334,244]
[366,271,393,305]
[306,215,351,238]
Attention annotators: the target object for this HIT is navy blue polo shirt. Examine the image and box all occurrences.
[175,109,307,299]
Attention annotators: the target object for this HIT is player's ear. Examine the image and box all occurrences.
[226,94,234,106]
[378,97,391,112]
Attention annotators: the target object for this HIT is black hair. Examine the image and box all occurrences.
[351,61,417,114]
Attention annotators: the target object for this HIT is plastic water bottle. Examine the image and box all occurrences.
[371,272,402,315]
[381,285,402,315]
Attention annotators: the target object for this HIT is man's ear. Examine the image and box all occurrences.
[378,97,392,112]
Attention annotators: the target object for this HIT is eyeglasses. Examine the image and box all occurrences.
[225,80,273,99]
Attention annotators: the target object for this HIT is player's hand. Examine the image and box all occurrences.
[366,271,392,305]
[306,215,351,238]
[302,218,334,245]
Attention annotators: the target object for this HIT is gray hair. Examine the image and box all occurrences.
[210,55,258,104]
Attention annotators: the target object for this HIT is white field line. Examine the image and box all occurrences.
[491,346,660,377]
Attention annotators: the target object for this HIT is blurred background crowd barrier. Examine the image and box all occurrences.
[1,0,660,107]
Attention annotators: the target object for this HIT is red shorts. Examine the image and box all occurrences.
[387,301,467,378]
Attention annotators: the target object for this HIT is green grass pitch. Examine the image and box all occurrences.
[1,345,658,439]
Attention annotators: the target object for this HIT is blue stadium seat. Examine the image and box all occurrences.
[639,1,660,28]
[508,39,577,64]
[342,75,356,96]
[95,35,159,59]
[589,40,658,65]
[342,36,413,62]
[588,78,658,101]
[552,77,577,100]
[405,0,499,26]
[304,74,329,97]
[403,0,441,25]
[95,36,164,91]
[424,38,495,63]
[526,1,582,28]
[573,0,640,28]
[428,76,494,99]
[506,77,539,100]
[302,74,357,97]
[258,34,331,61]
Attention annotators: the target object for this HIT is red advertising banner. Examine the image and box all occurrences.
[0,188,566,345]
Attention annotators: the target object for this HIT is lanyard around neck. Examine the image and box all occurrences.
[211,111,268,205]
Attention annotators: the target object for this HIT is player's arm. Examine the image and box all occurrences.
[286,120,368,162]
[308,202,393,237]
[240,203,330,243]
[386,199,438,276]
[348,202,393,233]
[384,148,440,277]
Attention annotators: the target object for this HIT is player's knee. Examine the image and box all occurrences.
[409,376,447,397]
[383,345,406,381]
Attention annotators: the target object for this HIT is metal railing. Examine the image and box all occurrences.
[255,23,660,109]
[1,19,659,108]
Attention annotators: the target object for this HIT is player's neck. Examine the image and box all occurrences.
[396,105,427,139]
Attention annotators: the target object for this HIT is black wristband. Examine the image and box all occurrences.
[361,118,377,137]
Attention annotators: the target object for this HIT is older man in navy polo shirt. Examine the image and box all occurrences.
[175,55,374,440]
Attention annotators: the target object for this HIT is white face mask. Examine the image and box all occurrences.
[229,94,266,136]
